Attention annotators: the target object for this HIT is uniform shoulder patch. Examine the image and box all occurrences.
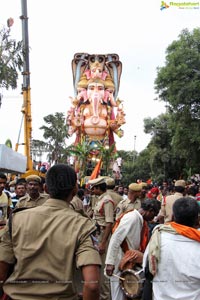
[116,207,121,214]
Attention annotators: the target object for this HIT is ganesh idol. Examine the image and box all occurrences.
[66,53,126,147]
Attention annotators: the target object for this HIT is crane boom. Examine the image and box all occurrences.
[20,0,33,171]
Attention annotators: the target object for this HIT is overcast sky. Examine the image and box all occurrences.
[0,0,199,155]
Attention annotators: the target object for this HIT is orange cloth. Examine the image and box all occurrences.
[112,210,149,253]
[140,220,149,252]
[121,219,149,254]
[169,221,200,242]
[112,209,134,234]
[89,158,102,180]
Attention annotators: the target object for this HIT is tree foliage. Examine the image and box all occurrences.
[67,141,92,178]
[152,28,200,179]
[0,25,23,90]
[155,28,200,117]
[67,141,116,178]
[115,149,151,186]
[32,139,48,159]
[40,112,69,164]
[97,143,116,176]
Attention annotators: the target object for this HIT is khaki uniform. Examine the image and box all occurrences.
[90,194,99,210]
[115,197,141,220]
[0,192,12,238]
[93,192,115,300]
[0,192,12,222]
[0,198,101,300]
[15,193,49,208]
[93,192,115,227]
[80,195,99,218]
[107,189,123,220]
[107,189,123,206]
[69,195,95,295]
[160,192,183,222]
[70,195,84,211]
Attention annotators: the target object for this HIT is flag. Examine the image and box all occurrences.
[90,158,102,180]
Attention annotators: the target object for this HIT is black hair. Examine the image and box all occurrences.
[187,186,198,197]
[142,198,161,215]
[15,181,26,187]
[40,176,46,185]
[16,178,27,185]
[174,186,185,193]
[45,164,77,200]
[97,182,107,192]
[173,197,199,227]
[0,173,7,180]
[77,188,84,199]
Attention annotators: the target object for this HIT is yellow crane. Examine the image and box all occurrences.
[17,0,44,178]
[20,0,33,173]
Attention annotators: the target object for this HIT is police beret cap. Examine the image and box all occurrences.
[175,180,186,187]
[88,177,105,187]
[105,177,115,186]
[129,183,142,192]
[26,175,41,183]
[140,182,148,187]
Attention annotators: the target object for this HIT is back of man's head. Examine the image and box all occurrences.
[142,198,161,215]
[174,180,186,194]
[174,186,185,194]
[173,197,199,227]
[45,164,77,200]
[77,188,84,199]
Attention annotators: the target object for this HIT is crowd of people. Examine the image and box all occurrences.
[0,166,200,300]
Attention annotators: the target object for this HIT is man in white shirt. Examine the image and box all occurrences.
[105,199,161,300]
[144,197,200,300]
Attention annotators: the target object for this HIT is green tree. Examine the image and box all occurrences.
[97,143,116,176]
[40,112,69,164]
[114,150,139,185]
[144,114,172,181]
[67,141,116,178]
[117,150,137,163]
[32,139,48,161]
[154,28,200,177]
[67,141,92,178]
[155,28,200,118]
[119,149,152,186]
[0,24,23,92]
[133,149,152,182]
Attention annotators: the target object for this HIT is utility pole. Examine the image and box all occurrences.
[134,135,137,151]
[20,0,33,171]
[133,135,137,161]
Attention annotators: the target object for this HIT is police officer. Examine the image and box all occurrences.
[0,164,101,300]
[70,188,84,211]
[89,177,115,300]
[15,175,49,208]
[115,183,142,220]
[105,177,123,219]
